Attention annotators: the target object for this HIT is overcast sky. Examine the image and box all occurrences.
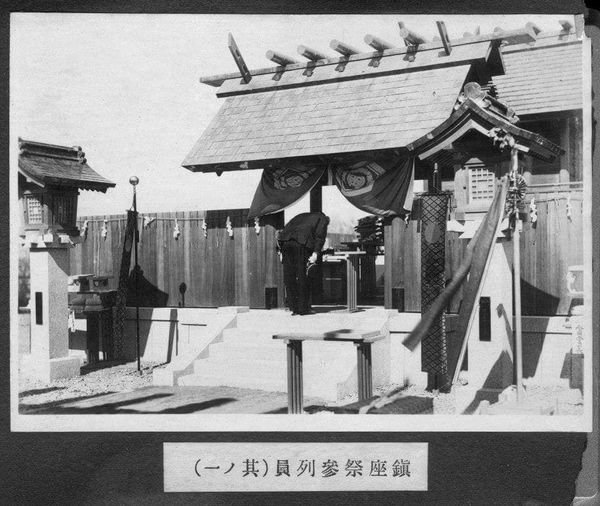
[11,13,571,230]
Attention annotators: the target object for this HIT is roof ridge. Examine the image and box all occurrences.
[201,24,572,87]
[19,138,85,162]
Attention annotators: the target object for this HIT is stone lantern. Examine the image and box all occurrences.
[18,138,115,381]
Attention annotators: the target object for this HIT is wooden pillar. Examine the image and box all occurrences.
[309,183,322,212]
[559,118,571,183]
[286,340,304,414]
[356,342,373,400]
[346,255,360,312]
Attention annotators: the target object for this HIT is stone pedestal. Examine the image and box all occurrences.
[466,240,514,391]
[27,246,80,382]
[453,239,514,413]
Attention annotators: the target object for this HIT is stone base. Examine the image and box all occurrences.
[23,355,81,383]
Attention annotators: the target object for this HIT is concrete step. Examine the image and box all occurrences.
[208,339,360,362]
[208,341,286,361]
[221,328,279,343]
[181,360,344,399]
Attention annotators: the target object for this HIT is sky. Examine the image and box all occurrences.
[10,13,571,231]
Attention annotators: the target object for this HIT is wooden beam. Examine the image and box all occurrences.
[559,19,573,32]
[265,50,298,66]
[330,39,360,56]
[200,27,534,88]
[227,33,251,84]
[525,22,542,35]
[297,45,328,61]
[364,34,395,51]
[398,21,428,45]
[436,20,452,55]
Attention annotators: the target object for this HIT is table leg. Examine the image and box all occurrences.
[356,342,373,401]
[346,256,359,312]
[286,340,304,414]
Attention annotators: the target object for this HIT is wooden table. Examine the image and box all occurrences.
[323,251,366,312]
[273,330,385,414]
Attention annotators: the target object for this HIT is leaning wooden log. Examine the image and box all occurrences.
[398,21,428,45]
[297,45,328,61]
[364,34,395,51]
[227,33,251,83]
[330,39,360,56]
[265,50,298,66]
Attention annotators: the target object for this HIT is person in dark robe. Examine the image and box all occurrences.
[278,212,329,315]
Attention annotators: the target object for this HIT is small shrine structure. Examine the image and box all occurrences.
[18,138,115,381]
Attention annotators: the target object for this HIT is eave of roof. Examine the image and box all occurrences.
[408,98,564,162]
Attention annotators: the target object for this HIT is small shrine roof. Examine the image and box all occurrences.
[18,139,115,192]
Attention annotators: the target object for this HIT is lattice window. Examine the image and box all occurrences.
[25,194,43,224]
[467,164,496,203]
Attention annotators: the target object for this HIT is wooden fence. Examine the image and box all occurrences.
[70,189,583,315]
[384,190,584,315]
[70,209,285,308]
[70,209,360,309]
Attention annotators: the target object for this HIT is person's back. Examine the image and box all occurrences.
[278,212,329,253]
[278,212,329,315]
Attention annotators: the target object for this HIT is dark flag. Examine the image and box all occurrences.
[333,157,414,217]
[248,165,326,219]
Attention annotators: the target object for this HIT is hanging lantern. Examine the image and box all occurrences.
[173,219,181,240]
[202,218,208,238]
[101,219,108,239]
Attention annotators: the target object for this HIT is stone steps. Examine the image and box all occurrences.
[176,309,390,401]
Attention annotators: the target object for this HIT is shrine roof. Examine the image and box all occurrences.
[493,31,584,116]
[183,22,582,173]
[18,139,115,192]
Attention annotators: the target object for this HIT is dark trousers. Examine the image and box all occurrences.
[281,240,311,314]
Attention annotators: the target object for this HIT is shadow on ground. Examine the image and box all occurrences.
[19,386,66,398]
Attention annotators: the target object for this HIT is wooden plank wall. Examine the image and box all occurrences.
[384,190,584,316]
[71,209,285,308]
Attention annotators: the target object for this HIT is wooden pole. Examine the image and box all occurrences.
[364,34,395,51]
[228,33,252,84]
[511,147,524,402]
[297,45,328,61]
[398,22,428,45]
[265,50,298,66]
[330,39,360,56]
[436,21,452,55]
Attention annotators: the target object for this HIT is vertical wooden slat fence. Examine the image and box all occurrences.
[384,190,584,316]
[71,209,285,308]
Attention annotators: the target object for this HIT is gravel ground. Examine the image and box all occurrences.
[18,361,584,416]
[18,360,167,412]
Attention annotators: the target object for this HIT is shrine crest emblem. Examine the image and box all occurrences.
[271,168,312,190]
[336,161,386,196]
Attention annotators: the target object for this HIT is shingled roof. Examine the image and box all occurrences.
[18,139,115,192]
[183,22,581,173]
[493,31,583,116]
